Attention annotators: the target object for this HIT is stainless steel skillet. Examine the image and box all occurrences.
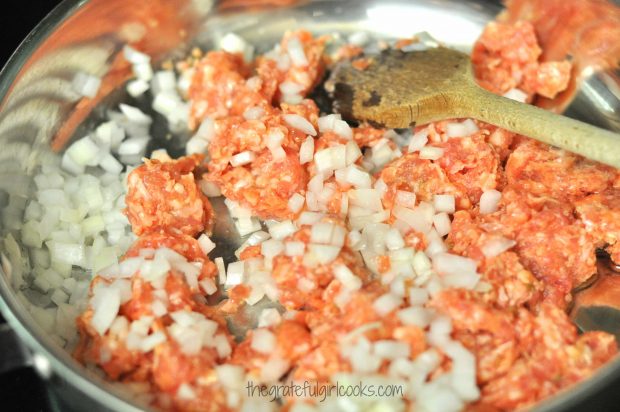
[0,1,619,411]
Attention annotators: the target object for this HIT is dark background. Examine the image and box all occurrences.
[1,0,620,411]
[1,3,69,411]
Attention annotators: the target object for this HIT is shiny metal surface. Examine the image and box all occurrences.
[0,1,618,411]
[566,69,620,132]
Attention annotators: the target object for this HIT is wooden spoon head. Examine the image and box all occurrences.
[329,47,474,128]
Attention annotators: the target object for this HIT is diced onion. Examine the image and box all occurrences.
[66,136,100,166]
[433,213,452,237]
[395,190,417,209]
[392,204,433,234]
[433,194,455,214]
[481,236,516,258]
[285,241,305,256]
[503,88,528,103]
[446,119,479,138]
[197,234,216,255]
[419,146,444,160]
[480,189,501,215]
[345,165,372,188]
[409,287,429,305]
[334,264,362,291]
[72,72,102,98]
[261,239,284,259]
[287,37,308,66]
[258,308,282,328]
[288,193,305,213]
[225,261,246,287]
[299,136,315,164]
[307,244,341,264]
[268,220,297,240]
[91,286,121,335]
[283,114,316,136]
[199,180,221,197]
[374,340,410,360]
[123,45,150,64]
[200,278,218,295]
[432,252,477,276]
[385,228,405,251]
[408,129,429,152]
[230,151,256,167]
[398,306,431,328]
[373,293,402,316]
[251,329,276,354]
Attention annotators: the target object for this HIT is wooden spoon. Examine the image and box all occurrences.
[329,47,620,168]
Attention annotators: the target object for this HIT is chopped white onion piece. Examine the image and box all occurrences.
[311,222,335,244]
[72,72,101,98]
[235,217,261,237]
[307,244,341,264]
[91,286,121,335]
[392,204,434,234]
[268,220,297,240]
[243,106,265,120]
[283,114,316,136]
[225,261,246,287]
[220,32,254,62]
[230,151,256,167]
[297,212,325,225]
[373,293,402,316]
[279,81,304,95]
[446,119,479,138]
[288,193,305,213]
[66,136,100,166]
[287,36,308,66]
[200,278,218,295]
[433,194,455,214]
[334,264,362,291]
[261,239,284,259]
[197,234,216,255]
[408,129,429,152]
[194,117,215,141]
[419,146,444,160]
[123,45,150,64]
[199,180,221,197]
[177,384,196,400]
[345,165,372,188]
[251,329,276,354]
[99,153,123,175]
[433,212,452,237]
[118,136,149,156]
[258,308,282,328]
[398,307,431,328]
[503,88,528,103]
[119,104,152,125]
[348,189,383,212]
[432,252,477,275]
[374,340,410,360]
[481,236,516,258]
[409,287,429,305]
[285,241,305,256]
[345,140,362,165]
[385,228,405,251]
[395,190,417,209]
[215,257,226,285]
[140,331,166,352]
[480,189,501,215]
[133,62,153,81]
[299,136,315,164]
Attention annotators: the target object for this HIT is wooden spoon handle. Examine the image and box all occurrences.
[453,87,620,168]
